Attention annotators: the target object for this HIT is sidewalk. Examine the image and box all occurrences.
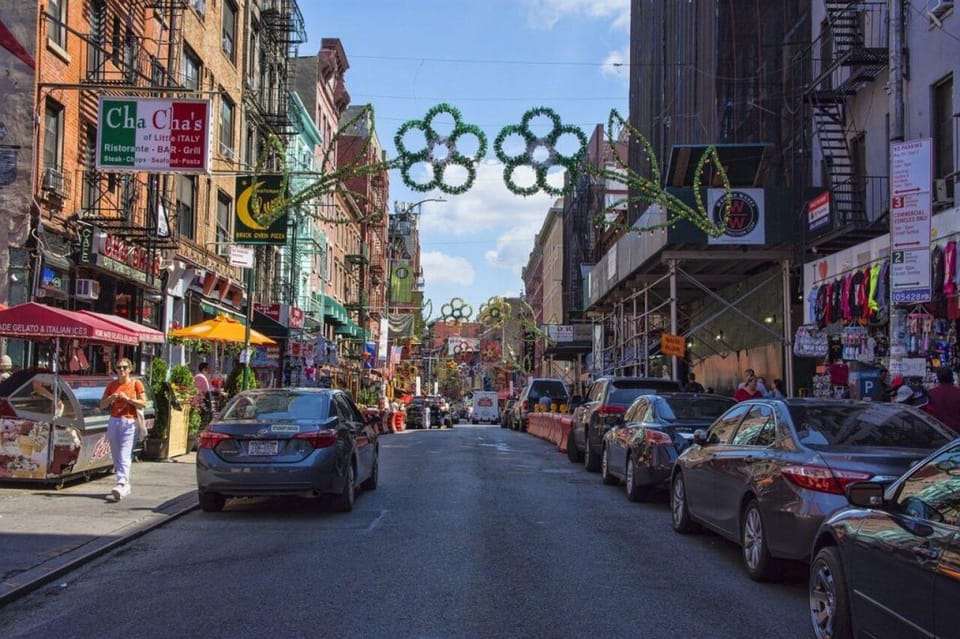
[0,453,198,606]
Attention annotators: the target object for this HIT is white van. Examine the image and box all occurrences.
[470,391,500,424]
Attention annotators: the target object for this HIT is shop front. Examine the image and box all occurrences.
[252,303,305,387]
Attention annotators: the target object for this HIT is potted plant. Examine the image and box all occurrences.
[166,364,197,458]
[143,358,171,461]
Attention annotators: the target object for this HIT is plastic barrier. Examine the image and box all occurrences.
[392,410,404,432]
[557,416,572,453]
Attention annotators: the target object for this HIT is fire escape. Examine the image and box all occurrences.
[802,1,889,252]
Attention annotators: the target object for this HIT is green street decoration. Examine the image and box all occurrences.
[480,341,501,363]
[592,109,732,237]
[394,104,487,195]
[494,107,588,197]
[477,296,512,328]
[439,297,473,323]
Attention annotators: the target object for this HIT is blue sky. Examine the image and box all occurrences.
[297,0,629,320]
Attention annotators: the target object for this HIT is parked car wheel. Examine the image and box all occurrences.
[601,446,618,485]
[741,499,781,581]
[670,472,697,533]
[198,489,226,513]
[625,455,653,502]
[360,453,379,491]
[566,435,583,463]
[333,463,356,512]
[809,546,853,639]
[584,428,601,472]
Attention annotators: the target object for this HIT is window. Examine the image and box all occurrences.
[176,175,196,240]
[182,46,201,91]
[894,446,960,526]
[222,0,238,63]
[43,99,64,172]
[47,0,67,48]
[788,404,953,450]
[707,405,750,445]
[623,398,648,423]
[216,190,232,251]
[933,75,955,200]
[219,93,235,158]
[731,405,777,447]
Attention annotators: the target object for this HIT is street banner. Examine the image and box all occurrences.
[807,191,830,231]
[390,260,414,303]
[234,175,288,245]
[96,97,210,173]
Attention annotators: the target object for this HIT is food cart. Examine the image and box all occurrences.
[0,302,150,484]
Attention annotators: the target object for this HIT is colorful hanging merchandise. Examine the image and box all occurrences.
[794,324,829,358]
[841,326,869,362]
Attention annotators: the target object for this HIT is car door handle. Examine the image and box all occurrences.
[913,544,940,562]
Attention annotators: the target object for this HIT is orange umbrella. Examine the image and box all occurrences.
[169,315,276,345]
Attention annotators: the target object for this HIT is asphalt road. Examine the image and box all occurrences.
[2,424,810,639]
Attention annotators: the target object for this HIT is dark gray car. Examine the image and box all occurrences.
[670,398,956,581]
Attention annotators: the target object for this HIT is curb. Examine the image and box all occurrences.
[0,491,198,608]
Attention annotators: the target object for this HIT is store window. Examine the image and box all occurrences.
[47,0,67,48]
[216,190,232,253]
[219,93,235,159]
[182,46,201,91]
[222,0,238,63]
[176,175,196,240]
[43,100,64,174]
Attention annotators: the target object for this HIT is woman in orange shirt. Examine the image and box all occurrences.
[99,357,146,501]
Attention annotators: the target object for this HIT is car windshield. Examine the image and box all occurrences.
[221,392,331,421]
[658,396,734,421]
[788,403,955,449]
[528,382,567,402]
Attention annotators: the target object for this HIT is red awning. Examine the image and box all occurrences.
[77,310,166,344]
[0,302,139,345]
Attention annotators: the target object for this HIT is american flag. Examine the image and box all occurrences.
[389,345,403,365]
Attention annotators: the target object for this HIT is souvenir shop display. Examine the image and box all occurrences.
[793,324,829,358]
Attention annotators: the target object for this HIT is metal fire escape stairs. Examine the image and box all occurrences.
[804,1,888,247]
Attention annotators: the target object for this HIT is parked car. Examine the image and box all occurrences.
[600,393,735,500]
[195,388,379,513]
[512,378,571,432]
[501,399,516,429]
[669,398,956,581]
[568,376,683,471]
[807,438,960,639]
[0,372,155,483]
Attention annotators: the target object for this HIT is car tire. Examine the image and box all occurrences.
[601,445,618,485]
[741,499,782,582]
[566,433,583,463]
[625,454,653,502]
[809,546,853,639]
[333,463,356,513]
[198,490,226,513]
[361,453,379,491]
[583,428,601,472]
[670,472,697,533]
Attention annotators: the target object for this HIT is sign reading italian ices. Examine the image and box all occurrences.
[96,97,210,173]
[234,175,288,245]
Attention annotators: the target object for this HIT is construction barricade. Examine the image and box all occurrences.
[525,412,572,453]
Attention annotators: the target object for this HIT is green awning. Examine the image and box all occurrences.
[323,295,348,325]
[200,302,247,325]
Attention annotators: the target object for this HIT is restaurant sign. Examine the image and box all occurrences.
[80,227,162,285]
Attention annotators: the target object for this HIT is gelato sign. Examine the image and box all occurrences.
[96,97,211,173]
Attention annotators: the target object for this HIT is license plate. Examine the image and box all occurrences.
[248,440,278,456]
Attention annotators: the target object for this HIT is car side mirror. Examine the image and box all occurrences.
[846,482,885,508]
[693,429,708,446]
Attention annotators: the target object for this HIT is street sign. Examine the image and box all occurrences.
[891,139,933,195]
[660,333,686,357]
[96,97,211,173]
[891,249,932,303]
[228,244,254,268]
[890,191,932,250]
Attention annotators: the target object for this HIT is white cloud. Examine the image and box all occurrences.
[525,0,630,32]
[600,45,630,86]
[420,251,476,286]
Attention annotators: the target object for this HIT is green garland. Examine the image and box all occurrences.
[394,103,487,195]
[439,296,473,323]
[494,107,588,197]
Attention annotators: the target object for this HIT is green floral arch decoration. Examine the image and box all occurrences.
[494,107,588,197]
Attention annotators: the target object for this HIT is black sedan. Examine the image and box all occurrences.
[196,388,379,513]
[670,398,956,581]
[600,393,735,501]
[808,438,960,639]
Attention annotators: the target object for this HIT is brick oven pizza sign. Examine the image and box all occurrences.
[96,97,211,173]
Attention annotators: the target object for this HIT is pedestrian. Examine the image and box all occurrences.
[769,378,786,399]
[99,357,146,501]
[739,369,768,395]
[194,362,211,395]
[684,372,704,393]
[924,368,960,433]
[734,376,764,402]
[0,354,13,382]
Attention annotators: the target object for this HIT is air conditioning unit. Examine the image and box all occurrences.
[934,178,954,204]
[40,167,65,198]
[75,279,101,301]
[928,0,954,18]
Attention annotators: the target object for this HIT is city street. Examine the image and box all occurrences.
[3,425,809,639]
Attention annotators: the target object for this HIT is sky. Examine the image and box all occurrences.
[297,0,629,320]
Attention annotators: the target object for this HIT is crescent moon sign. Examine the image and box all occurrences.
[236,180,268,231]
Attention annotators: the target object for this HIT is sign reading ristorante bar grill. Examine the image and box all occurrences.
[96,97,211,173]
[234,175,288,245]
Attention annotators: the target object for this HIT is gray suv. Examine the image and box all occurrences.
[512,378,571,432]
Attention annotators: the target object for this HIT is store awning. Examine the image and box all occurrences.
[323,295,349,325]
[201,301,246,324]
[77,310,165,344]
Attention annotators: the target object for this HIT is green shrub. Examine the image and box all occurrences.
[224,364,258,397]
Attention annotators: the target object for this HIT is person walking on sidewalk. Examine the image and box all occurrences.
[99,358,146,501]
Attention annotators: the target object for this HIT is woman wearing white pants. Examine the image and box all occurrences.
[99,358,146,501]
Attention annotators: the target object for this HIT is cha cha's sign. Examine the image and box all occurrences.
[96,97,211,173]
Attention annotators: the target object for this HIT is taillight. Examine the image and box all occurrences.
[198,431,231,449]
[597,405,626,416]
[294,429,338,449]
[644,429,673,445]
[781,465,873,495]
[521,400,528,412]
